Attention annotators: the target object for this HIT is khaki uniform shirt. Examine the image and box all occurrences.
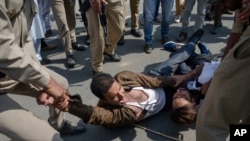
[0,0,50,89]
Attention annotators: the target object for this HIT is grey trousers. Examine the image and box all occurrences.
[181,0,208,33]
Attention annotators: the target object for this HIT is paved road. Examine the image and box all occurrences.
[0,1,234,141]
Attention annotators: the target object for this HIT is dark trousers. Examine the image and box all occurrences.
[153,43,213,76]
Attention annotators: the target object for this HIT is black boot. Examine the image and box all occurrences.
[66,55,76,68]
[72,42,87,51]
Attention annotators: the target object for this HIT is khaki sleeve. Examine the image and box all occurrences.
[0,6,50,88]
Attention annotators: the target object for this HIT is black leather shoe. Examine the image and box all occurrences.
[144,44,153,54]
[66,55,76,68]
[72,42,87,51]
[117,35,125,46]
[40,58,51,65]
[58,120,86,135]
[41,38,57,51]
[45,29,53,38]
[131,29,142,37]
[161,36,169,44]
[176,31,188,42]
[104,52,121,62]
[187,29,204,45]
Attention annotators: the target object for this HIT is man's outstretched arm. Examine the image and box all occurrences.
[68,94,137,127]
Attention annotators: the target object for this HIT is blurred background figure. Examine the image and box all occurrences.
[174,0,185,23]
[176,0,208,42]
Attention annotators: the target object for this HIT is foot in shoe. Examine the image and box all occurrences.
[104,52,121,62]
[187,29,204,45]
[72,42,87,51]
[41,38,57,51]
[130,29,142,37]
[144,44,153,54]
[41,44,57,51]
[154,16,161,23]
[40,58,51,65]
[174,15,181,23]
[66,55,76,68]
[45,29,53,38]
[176,31,188,42]
[58,120,86,135]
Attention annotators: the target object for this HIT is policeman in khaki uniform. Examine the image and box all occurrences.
[196,0,250,140]
[50,0,88,68]
[86,0,126,74]
[0,0,85,140]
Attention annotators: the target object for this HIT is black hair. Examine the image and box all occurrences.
[180,79,204,105]
[90,72,115,100]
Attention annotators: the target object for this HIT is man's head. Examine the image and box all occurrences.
[90,73,126,106]
[171,87,197,124]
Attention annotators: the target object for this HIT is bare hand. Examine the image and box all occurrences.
[170,75,188,87]
[53,91,70,112]
[43,77,65,99]
[238,0,250,23]
[42,77,70,111]
[36,92,55,106]
[36,91,70,112]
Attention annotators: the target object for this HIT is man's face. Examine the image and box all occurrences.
[172,88,192,109]
[224,0,242,11]
[103,81,126,106]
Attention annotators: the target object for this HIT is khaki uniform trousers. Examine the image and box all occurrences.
[196,26,250,141]
[130,0,140,30]
[50,0,76,56]
[0,39,67,140]
[86,0,125,72]
[0,98,63,141]
[176,0,184,16]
